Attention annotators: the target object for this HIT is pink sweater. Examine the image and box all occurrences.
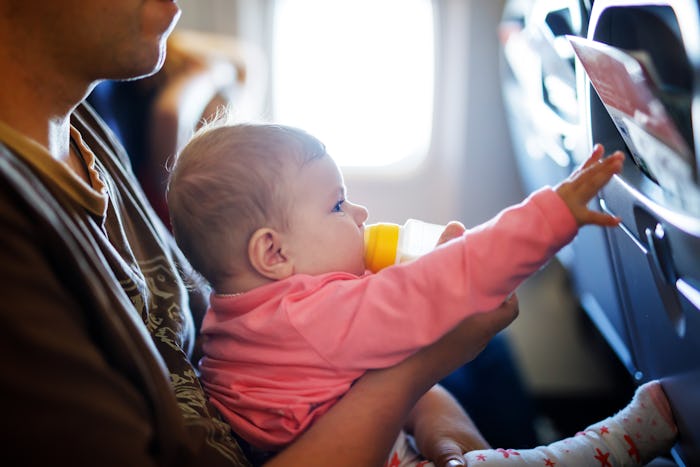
[200,188,577,450]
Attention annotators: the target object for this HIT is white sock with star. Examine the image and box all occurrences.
[462,380,677,466]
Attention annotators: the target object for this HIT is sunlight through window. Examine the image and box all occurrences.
[272,0,434,168]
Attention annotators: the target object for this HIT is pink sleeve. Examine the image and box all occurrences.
[286,187,577,370]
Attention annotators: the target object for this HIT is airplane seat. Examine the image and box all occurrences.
[501,1,700,464]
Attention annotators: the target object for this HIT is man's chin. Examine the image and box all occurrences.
[109,46,167,82]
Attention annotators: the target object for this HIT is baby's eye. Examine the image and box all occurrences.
[332,200,345,213]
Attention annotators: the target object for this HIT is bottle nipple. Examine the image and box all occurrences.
[364,223,400,273]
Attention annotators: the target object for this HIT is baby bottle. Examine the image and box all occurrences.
[364,219,445,272]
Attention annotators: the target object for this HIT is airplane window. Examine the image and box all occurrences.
[272,0,434,169]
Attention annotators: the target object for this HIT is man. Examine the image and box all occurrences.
[0,1,516,465]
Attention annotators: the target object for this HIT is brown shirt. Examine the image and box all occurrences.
[0,104,250,466]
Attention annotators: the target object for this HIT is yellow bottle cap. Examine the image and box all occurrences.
[364,223,400,273]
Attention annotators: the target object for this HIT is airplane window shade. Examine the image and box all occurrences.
[272,0,434,169]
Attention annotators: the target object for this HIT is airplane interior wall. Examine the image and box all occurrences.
[174,0,625,399]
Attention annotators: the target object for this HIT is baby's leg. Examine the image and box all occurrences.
[463,380,676,466]
[385,430,435,467]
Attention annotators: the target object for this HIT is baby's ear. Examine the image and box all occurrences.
[248,227,294,280]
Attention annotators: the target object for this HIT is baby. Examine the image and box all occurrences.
[167,121,677,466]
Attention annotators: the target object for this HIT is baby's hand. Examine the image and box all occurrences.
[436,221,466,246]
[555,144,624,227]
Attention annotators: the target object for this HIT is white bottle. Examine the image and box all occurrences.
[364,219,445,272]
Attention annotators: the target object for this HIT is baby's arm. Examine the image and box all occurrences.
[420,144,623,312]
[433,144,622,236]
[286,148,622,370]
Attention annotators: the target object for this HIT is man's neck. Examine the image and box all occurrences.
[0,43,90,164]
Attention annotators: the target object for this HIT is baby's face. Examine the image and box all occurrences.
[283,155,369,276]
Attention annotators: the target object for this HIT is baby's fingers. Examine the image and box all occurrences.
[580,143,606,170]
[557,150,623,202]
[436,221,466,246]
[579,209,621,227]
[556,150,624,226]
[579,150,624,194]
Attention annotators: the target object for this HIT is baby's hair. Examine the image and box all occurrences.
[167,117,328,290]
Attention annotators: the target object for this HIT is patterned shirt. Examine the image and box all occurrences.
[0,103,250,466]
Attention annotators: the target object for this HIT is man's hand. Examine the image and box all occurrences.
[555,144,624,227]
[406,385,488,467]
